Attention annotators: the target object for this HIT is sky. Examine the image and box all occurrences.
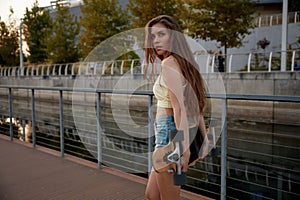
[0,0,52,23]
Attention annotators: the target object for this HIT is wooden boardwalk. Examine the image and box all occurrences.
[0,135,210,200]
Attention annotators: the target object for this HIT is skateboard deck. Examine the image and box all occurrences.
[152,126,205,173]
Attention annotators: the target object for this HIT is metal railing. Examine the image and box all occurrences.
[0,59,144,77]
[198,49,300,73]
[253,11,300,27]
[0,85,300,199]
[0,50,299,77]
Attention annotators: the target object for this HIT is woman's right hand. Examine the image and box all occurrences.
[181,149,190,172]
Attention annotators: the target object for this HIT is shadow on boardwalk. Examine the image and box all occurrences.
[0,135,209,200]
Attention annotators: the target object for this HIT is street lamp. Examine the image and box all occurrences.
[281,0,288,72]
[19,20,24,75]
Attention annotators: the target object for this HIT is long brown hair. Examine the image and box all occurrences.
[144,15,206,115]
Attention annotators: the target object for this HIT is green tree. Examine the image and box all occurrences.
[186,0,255,56]
[289,0,300,12]
[79,0,129,59]
[46,3,80,63]
[23,1,52,64]
[0,10,20,67]
[127,0,185,28]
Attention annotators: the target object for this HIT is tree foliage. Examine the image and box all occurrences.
[127,0,184,28]
[46,3,80,63]
[185,0,256,54]
[0,10,19,66]
[79,0,129,58]
[0,0,267,66]
[289,0,300,12]
[23,1,52,64]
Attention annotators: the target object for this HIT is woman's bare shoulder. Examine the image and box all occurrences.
[161,55,180,72]
[161,56,183,85]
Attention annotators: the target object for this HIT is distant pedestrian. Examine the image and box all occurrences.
[218,51,225,72]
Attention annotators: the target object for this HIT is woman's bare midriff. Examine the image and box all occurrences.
[156,107,174,118]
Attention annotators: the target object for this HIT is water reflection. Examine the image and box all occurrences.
[0,117,32,142]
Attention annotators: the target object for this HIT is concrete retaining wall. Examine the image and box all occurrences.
[1,72,300,96]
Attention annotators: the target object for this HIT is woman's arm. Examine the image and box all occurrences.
[161,56,190,172]
[198,114,207,139]
[198,114,209,160]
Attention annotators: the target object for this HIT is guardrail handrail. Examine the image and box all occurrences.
[1,84,300,199]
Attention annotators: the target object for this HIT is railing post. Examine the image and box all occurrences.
[31,89,36,147]
[86,63,89,75]
[120,60,125,75]
[228,54,233,73]
[141,59,145,75]
[36,65,39,76]
[291,50,296,72]
[20,66,24,76]
[8,88,13,141]
[211,54,216,73]
[247,53,252,72]
[130,60,135,75]
[65,64,69,75]
[148,95,154,176]
[71,63,75,76]
[52,64,57,76]
[268,51,273,72]
[111,61,115,75]
[46,65,50,76]
[102,61,107,75]
[26,66,29,76]
[97,92,102,169]
[221,97,227,200]
[59,90,64,157]
[270,15,273,26]
[12,68,15,76]
[78,63,82,75]
[31,65,34,76]
[94,63,97,75]
[41,65,45,76]
[58,64,62,75]
[206,55,210,73]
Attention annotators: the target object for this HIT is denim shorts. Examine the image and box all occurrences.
[154,115,177,148]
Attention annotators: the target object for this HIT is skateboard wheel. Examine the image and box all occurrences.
[173,172,186,186]
[167,168,174,173]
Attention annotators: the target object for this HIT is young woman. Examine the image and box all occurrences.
[144,15,208,200]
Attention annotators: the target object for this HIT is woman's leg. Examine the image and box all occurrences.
[156,171,180,200]
[145,169,180,200]
[146,115,180,199]
[145,169,161,200]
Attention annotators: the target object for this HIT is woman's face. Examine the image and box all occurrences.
[150,23,171,59]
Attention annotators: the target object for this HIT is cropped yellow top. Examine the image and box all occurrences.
[153,75,172,108]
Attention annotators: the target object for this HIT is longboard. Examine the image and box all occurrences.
[152,126,205,173]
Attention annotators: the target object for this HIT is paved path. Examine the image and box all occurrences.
[0,135,209,200]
